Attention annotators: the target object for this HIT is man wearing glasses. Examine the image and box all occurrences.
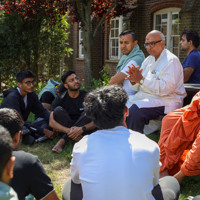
[126,30,186,134]
[0,70,55,144]
[50,71,96,153]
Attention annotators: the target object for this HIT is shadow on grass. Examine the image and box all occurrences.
[20,131,200,200]
[20,137,75,198]
[21,137,74,166]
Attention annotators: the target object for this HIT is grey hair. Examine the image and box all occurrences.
[160,32,165,40]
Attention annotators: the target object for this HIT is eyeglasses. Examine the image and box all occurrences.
[144,40,162,48]
[22,81,35,86]
[68,77,80,83]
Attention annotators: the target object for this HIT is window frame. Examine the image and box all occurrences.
[78,25,84,58]
[109,16,123,60]
[153,8,181,57]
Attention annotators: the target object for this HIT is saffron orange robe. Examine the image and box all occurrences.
[159,91,200,176]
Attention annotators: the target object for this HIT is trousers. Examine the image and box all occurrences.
[127,104,165,133]
[53,106,93,142]
[62,176,180,200]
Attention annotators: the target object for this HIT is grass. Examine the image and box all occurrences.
[0,100,198,199]
[20,138,74,198]
[19,131,200,200]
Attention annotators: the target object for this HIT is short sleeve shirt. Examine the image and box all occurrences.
[182,49,200,83]
[10,151,54,200]
[71,126,160,200]
[51,90,87,121]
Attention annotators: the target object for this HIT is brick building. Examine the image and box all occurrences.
[65,0,200,81]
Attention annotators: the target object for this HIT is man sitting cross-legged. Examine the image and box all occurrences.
[62,85,180,200]
[0,125,18,200]
[50,70,96,153]
[0,108,60,200]
[0,70,55,144]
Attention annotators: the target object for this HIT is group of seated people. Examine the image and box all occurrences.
[0,28,200,199]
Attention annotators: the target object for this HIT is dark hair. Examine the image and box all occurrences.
[0,125,13,180]
[119,30,137,41]
[182,30,200,48]
[61,71,76,83]
[0,108,24,138]
[57,83,67,93]
[83,85,128,129]
[16,70,35,82]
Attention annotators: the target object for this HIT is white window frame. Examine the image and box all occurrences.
[153,8,181,57]
[79,25,84,58]
[109,16,123,60]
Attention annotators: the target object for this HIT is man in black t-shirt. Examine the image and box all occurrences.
[50,71,96,153]
[0,108,61,200]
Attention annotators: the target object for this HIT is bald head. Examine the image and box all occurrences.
[146,30,165,41]
[145,30,165,60]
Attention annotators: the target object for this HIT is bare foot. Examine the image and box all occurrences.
[44,129,57,139]
[52,139,65,153]
[160,169,169,178]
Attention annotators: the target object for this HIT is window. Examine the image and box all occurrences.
[109,16,123,60]
[79,26,84,58]
[154,8,181,57]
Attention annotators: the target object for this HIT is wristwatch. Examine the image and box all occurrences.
[82,126,87,132]
[139,77,145,85]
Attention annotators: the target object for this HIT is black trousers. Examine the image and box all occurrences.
[126,104,165,133]
[53,106,93,142]
[24,118,50,136]
[62,176,180,200]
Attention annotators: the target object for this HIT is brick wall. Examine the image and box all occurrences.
[179,0,200,62]
[66,0,200,80]
[65,21,103,81]
[130,0,184,57]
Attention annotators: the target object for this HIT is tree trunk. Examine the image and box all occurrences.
[31,19,42,85]
[83,30,93,86]
[82,4,93,86]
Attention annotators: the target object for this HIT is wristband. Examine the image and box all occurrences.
[82,126,87,132]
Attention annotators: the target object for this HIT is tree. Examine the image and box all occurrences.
[69,0,135,85]
[0,0,135,85]
[0,0,72,88]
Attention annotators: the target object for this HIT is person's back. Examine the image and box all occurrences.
[38,79,60,111]
[69,85,161,200]
[10,150,54,200]
[71,126,160,200]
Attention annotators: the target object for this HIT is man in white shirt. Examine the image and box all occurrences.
[109,30,145,102]
[62,85,180,200]
[126,30,186,133]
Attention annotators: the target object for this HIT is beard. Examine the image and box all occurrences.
[67,83,80,91]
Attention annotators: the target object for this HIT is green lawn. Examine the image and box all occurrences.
[0,96,199,199]
[19,132,200,200]
[21,138,74,198]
